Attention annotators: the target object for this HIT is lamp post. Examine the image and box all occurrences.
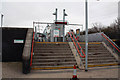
[63,9,68,42]
[85,0,88,72]
[85,0,100,72]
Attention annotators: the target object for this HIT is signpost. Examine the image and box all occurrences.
[54,30,59,37]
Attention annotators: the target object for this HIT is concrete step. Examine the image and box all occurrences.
[85,50,109,52]
[33,56,75,59]
[33,59,76,62]
[35,42,69,45]
[35,44,69,45]
[82,48,106,50]
[80,44,103,46]
[34,47,70,49]
[32,43,77,70]
[35,44,69,46]
[34,52,72,55]
[80,43,118,68]
[32,62,77,66]
[31,65,75,68]
[83,59,117,64]
[34,48,71,51]
[31,65,75,70]
[35,45,69,46]
[88,52,111,55]
[34,50,72,53]
[81,45,103,47]
[82,59,117,64]
[35,48,70,50]
[34,45,70,47]
[88,54,113,57]
[33,53,73,56]
[35,42,68,45]
[80,43,102,45]
[81,46,104,48]
[34,52,72,54]
[82,57,116,61]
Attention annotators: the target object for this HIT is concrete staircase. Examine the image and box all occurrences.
[31,42,77,70]
[80,42,118,68]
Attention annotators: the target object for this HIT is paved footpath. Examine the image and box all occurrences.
[1,62,120,78]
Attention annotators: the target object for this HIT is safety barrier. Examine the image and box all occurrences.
[68,32,85,58]
[101,33,120,54]
[30,32,35,66]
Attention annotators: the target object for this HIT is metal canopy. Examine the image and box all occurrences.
[33,21,83,26]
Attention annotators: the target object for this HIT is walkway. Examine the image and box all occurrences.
[2,62,119,78]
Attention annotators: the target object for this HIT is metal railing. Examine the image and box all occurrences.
[101,32,120,55]
[68,32,85,58]
[30,32,35,66]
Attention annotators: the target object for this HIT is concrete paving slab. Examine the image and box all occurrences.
[2,62,119,78]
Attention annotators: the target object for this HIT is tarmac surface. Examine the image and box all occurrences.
[1,62,120,79]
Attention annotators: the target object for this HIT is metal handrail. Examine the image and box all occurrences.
[30,32,35,66]
[68,32,85,58]
[101,33,120,53]
[71,32,85,56]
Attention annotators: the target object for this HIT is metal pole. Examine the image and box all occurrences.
[63,9,65,42]
[82,25,83,35]
[1,14,2,27]
[33,22,35,39]
[1,14,3,27]
[35,26,37,41]
[85,0,88,72]
[55,8,57,22]
[55,8,57,42]
[33,22,34,28]
[38,25,39,32]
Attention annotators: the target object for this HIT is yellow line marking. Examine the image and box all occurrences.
[32,66,74,70]
[35,42,68,44]
[112,39,119,41]
[113,40,116,41]
[87,63,118,67]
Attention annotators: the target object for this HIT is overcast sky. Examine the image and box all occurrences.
[1,0,120,33]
